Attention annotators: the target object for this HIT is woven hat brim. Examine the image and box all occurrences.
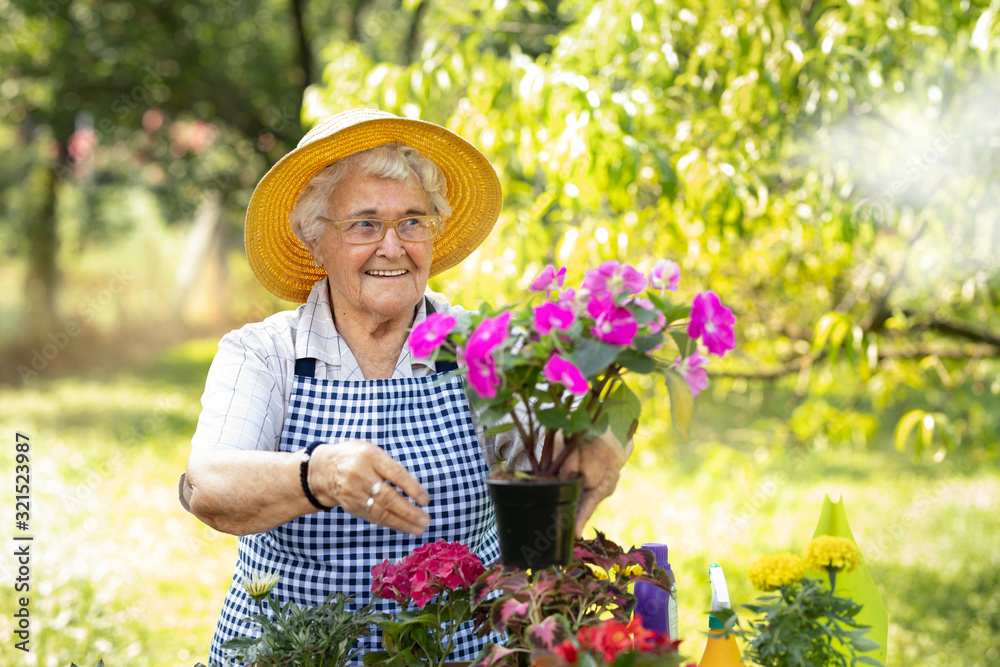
[245,112,502,303]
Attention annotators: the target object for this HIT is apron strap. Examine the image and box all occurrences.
[294,358,317,377]
[292,299,458,378]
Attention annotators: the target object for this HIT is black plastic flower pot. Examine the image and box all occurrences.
[486,476,582,569]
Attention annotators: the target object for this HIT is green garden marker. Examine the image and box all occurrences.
[810,494,889,665]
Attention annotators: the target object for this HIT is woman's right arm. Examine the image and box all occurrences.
[179,328,429,536]
[181,443,430,536]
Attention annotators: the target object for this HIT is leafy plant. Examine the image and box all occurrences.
[409,261,736,477]
[365,540,487,666]
[471,531,677,666]
[221,591,376,667]
[735,538,883,667]
[530,616,686,667]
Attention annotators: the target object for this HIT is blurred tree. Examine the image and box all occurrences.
[0,0,376,332]
[304,0,1000,458]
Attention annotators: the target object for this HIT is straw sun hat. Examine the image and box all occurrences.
[245,108,503,303]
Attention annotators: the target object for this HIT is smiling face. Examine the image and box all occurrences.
[307,169,436,330]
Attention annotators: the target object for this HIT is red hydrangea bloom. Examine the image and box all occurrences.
[687,290,736,356]
[371,540,485,610]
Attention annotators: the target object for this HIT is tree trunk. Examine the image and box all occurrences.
[25,148,66,341]
[174,190,224,323]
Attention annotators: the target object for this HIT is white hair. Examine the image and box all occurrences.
[290,143,452,247]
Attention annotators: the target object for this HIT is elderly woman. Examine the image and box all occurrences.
[179,109,627,665]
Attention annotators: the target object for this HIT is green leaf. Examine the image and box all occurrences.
[536,407,573,432]
[616,348,657,373]
[632,333,665,353]
[668,330,694,356]
[664,303,692,323]
[568,407,596,434]
[662,368,694,441]
[855,656,885,666]
[850,636,882,652]
[484,422,517,436]
[569,338,622,377]
[603,383,642,445]
[894,409,927,460]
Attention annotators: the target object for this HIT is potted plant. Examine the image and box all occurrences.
[367,540,489,666]
[409,259,736,567]
[211,571,377,667]
[732,536,884,667]
[528,615,687,667]
[470,531,682,667]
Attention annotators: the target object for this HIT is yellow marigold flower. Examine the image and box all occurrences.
[241,571,281,601]
[748,553,806,591]
[804,536,862,573]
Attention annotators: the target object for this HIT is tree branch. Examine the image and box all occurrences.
[403,0,430,66]
[715,343,999,381]
[919,319,1000,348]
[289,0,314,90]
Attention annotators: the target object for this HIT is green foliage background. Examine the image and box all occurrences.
[1,0,998,665]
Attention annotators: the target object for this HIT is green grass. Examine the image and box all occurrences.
[1,339,997,666]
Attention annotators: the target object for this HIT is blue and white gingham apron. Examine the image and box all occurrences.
[209,358,500,666]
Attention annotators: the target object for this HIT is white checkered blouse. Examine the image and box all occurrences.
[191,277,521,466]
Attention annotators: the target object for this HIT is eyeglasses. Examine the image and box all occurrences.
[317,215,443,245]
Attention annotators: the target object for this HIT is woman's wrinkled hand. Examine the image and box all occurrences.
[309,441,430,536]
[556,429,632,538]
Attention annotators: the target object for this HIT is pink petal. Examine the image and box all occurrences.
[543,355,589,395]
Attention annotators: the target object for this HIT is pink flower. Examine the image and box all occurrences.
[688,291,737,356]
[408,312,456,358]
[530,265,567,292]
[463,348,501,398]
[672,349,709,397]
[466,311,511,357]
[581,260,647,301]
[587,297,638,346]
[649,259,681,291]
[462,311,511,398]
[557,287,577,306]
[543,355,589,395]
[533,301,576,335]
